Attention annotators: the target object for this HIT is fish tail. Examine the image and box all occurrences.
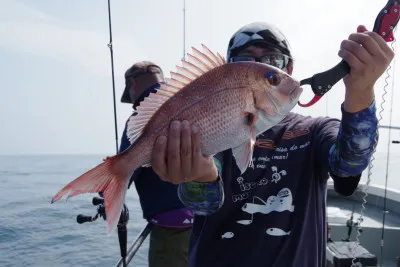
[51,153,135,234]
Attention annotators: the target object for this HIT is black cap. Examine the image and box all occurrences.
[121,61,163,104]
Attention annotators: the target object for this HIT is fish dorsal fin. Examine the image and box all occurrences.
[126,44,226,145]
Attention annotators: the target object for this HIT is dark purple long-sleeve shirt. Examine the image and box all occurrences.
[178,101,378,267]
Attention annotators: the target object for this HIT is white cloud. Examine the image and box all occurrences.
[0,0,53,22]
[0,0,146,77]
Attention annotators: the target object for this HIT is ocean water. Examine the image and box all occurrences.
[1,153,400,267]
[0,155,149,267]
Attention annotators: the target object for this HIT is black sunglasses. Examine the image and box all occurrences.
[229,54,290,69]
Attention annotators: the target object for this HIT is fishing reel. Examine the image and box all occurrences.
[341,204,363,242]
[76,193,130,259]
[76,193,107,224]
[76,192,129,225]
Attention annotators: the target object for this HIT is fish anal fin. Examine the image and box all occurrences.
[232,131,256,174]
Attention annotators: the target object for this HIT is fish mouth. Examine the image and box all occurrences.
[288,86,303,101]
[288,85,300,95]
[264,85,303,116]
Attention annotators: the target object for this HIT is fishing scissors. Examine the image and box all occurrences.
[298,0,400,107]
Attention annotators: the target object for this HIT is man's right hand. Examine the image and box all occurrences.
[151,120,218,185]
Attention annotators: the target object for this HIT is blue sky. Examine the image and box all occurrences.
[1,0,399,155]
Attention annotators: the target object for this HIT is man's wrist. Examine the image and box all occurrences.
[344,86,374,113]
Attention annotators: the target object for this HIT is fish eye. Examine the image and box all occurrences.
[265,71,281,86]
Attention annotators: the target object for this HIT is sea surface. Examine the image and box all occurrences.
[1,153,400,267]
[0,155,149,267]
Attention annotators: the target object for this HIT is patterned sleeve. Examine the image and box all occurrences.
[328,100,378,177]
[177,157,225,216]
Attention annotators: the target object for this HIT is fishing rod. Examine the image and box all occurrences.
[105,0,132,265]
[75,1,132,264]
[114,223,154,267]
[107,0,119,153]
[379,125,400,143]
[114,0,189,266]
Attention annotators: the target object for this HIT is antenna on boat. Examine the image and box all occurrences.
[183,0,186,60]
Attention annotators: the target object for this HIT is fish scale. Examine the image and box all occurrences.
[51,44,303,234]
[171,88,252,156]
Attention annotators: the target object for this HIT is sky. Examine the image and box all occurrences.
[1,0,400,156]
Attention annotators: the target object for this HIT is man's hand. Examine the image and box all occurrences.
[339,25,395,113]
[151,120,218,184]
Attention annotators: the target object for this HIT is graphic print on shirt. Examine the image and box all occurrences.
[183,218,194,224]
[271,166,287,183]
[221,232,235,239]
[231,136,310,204]
[223,126,311,239]
[236,187,294,226]
[266,227,291,236]
[220,126,311,239]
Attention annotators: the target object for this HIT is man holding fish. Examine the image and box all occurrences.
[51,21,394,267]
[149,22,394,266]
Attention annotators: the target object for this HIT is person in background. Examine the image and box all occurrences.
[120,61,193,267]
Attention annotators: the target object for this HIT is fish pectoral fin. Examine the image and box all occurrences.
[243,112,258,127]
[232,132,256,174]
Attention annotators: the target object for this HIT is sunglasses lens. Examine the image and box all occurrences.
[230,56,256,63]
[261,54,289,69]
[230,54,289,69]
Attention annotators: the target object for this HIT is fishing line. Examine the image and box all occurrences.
[379,25,397,267]
[351,26,397,267]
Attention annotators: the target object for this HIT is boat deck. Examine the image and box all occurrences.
[327,184,400,266]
